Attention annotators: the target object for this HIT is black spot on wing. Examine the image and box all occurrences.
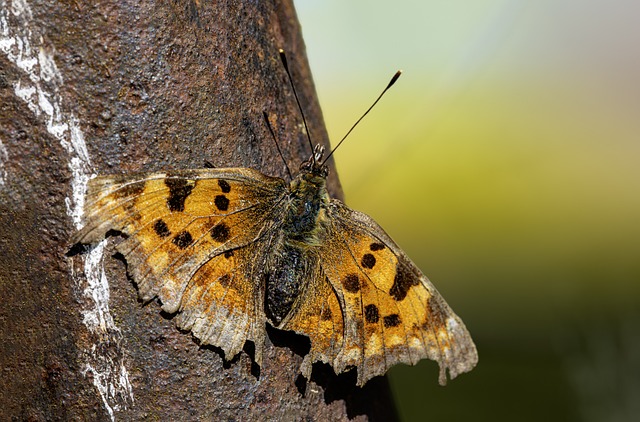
[153,219,171,238]
[389,262,420,302]
[369,242,385,251]
[218,179,231,193]
[223,250,234,258]
[210,223,230,243]
[165,178,194,212]
[361,253,376,269]
[383,314,401,328]
[364,304,380,323]
[172,231,193,249]
[214,195,229,211]
[342,274,360,293]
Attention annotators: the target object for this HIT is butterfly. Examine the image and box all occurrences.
[73,56,478,387]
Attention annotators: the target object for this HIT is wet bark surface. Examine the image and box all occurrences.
[0,0,397,420]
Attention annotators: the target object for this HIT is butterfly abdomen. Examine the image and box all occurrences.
[263,243,311,326]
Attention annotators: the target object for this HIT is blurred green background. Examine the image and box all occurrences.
[295,1,640,421]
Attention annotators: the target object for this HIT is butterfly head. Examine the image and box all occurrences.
[299,144,329,179]
[289,143,330,210]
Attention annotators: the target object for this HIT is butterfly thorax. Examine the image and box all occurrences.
[263,148,331,326]
[283,171,329,245]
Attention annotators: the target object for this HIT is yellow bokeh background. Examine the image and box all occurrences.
[296,1,640,420]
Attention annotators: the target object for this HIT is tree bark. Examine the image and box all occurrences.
[0,0,397,420]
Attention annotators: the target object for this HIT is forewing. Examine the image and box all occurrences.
[316,200,478,386]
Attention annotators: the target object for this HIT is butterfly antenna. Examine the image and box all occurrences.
[279,49,316,162]
[263,111,293,180]
[322,70,402,165]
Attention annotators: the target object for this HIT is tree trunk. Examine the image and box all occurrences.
[0,0,397,420]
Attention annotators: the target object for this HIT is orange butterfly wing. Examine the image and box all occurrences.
[284,200,477,386]
[75,168,286,363]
